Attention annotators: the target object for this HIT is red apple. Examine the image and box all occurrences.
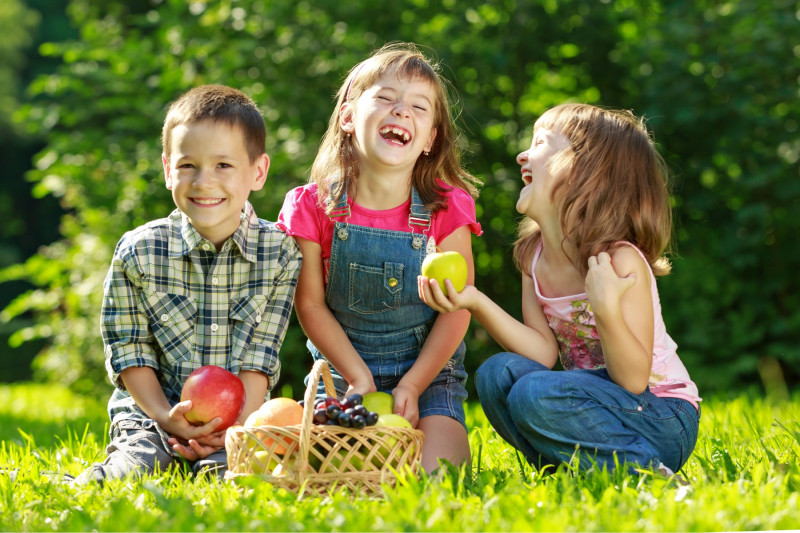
[180,365,246,431]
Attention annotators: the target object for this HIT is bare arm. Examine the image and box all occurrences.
[293,237,376,395]
[237,370,269,422]
[585,248,654,394]
[419,265,558,368]
[394,227,474,426]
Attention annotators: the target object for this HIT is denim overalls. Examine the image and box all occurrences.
[307,186,468,426]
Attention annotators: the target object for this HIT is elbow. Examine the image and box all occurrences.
[625,383,648,395]
[620,376,649,395]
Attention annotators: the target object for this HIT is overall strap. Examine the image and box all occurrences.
[328,184,351,241]
[408,187,431,250]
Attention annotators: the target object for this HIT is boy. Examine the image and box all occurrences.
[74,85,302,484]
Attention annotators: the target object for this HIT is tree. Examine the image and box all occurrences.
[3,0,798,397]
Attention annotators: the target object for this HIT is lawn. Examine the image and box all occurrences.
[1,382,799,531]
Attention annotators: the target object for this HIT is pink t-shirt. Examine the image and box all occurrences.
[277,181,482,282]
[532,241,701,408]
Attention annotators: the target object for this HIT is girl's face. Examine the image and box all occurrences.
[341,70,438,178]
[515,127,571,219]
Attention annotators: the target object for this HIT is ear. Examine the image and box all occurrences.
[251,153,270,192]
[162,154,173,190]
[424,127,437,153]
[339,102,355,133]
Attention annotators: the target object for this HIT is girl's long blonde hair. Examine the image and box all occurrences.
[310,42,480,213]
[514,103,673,277]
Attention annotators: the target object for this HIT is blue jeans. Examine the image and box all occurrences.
[475,352,700,473]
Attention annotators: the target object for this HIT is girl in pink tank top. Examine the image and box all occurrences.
[420,103,701,478]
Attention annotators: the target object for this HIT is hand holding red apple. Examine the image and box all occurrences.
[180,365,247,431]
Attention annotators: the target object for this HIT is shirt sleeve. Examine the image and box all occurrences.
[276,185,326,245]
[102,235,160,389]
[238,230,302,390]
[433,185,483,243]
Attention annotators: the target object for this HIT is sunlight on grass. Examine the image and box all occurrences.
[1,384,799,531]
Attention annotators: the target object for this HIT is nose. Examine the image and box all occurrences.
[516,150,528,166]
[392,100,411,118]
[193,168,213,188]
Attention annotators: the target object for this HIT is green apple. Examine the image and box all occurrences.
[421,251,467,297]
[376,413,412,429]
[372,413,413,468]
[362,391,394,415]
[249,449,280,474]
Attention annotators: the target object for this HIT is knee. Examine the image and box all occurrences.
[507,370,565,418]
[475,352,516,397]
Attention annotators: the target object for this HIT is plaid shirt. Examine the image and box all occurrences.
[103,202,302,426]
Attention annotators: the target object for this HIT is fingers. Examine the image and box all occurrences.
[588,251,612,269]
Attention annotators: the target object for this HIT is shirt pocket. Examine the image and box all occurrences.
[229,294,268,361]
[140,291,197,365]
[347,261,403,315]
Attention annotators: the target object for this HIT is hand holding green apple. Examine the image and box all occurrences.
[420,250,468,297]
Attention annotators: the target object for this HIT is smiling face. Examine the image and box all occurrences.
[515,127,572,219]
[162,119,269,249]
[340,70,438,180]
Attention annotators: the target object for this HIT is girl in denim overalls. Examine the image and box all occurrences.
[278,43,482,472]
[421,104,701,479]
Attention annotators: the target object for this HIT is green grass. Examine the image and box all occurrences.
[1,383,799,532]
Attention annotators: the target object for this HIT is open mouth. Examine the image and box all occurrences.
[379,125,411,146]
[521,171,532,186]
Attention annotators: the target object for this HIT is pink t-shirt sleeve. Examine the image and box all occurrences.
[276,184,328,245]
[432,185,482,243]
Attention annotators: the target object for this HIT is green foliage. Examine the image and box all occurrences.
[0,0,39,138]
[1,0,799,398]
[2,386,800,531]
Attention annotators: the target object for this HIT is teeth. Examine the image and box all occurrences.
[380,126,411,143]
[194,198,223,205]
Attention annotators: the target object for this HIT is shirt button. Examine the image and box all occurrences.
[637,406,643,411]
[388,278,398,287]
[255,314,262,323]
[201,243,211,251]
[212,277,219,285]
[210,323,219,332]
[160,313,169,322]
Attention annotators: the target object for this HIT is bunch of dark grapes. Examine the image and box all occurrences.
[310,394,379,429]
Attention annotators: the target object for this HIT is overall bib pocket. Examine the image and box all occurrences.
[347,261,404,314]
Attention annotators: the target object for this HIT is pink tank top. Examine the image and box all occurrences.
[531,242,701,408]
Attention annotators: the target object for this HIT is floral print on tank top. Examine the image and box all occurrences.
[543,298,605,370]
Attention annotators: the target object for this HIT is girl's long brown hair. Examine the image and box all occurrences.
[514,104,673,277]
[310,42,480,213]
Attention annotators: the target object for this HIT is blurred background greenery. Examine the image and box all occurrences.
[1,0,798,402]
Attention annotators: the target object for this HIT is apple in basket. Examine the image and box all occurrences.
[180,365,246,431]
[361,391,394,416]
[372,413,413,468]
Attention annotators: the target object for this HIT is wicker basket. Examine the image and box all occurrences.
[225,359,424,497]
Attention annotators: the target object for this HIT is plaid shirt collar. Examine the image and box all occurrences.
[171,201,259,263]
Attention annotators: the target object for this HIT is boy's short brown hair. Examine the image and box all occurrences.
[161,84,265,162]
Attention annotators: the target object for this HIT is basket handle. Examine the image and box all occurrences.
[298,359,338,469]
